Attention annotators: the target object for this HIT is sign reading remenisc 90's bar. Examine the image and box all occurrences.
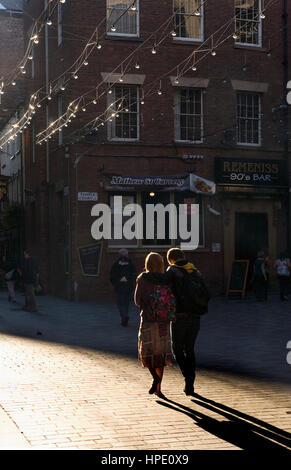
[215,158,288,187]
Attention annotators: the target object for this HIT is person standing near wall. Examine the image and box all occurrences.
[110,249,137,326]
[274,252,291,301]
[21,250,39,313]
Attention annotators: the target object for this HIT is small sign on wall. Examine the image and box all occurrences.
[212,242,221,252]
[78,192,98,201]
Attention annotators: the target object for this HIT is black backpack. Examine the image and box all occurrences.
[180,269,210,315]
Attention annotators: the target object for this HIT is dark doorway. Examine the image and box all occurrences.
[235,212,268,281]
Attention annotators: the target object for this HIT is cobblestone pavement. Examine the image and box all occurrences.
[0,289,290,450]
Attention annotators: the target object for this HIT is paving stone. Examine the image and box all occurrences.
[0,291,290,450]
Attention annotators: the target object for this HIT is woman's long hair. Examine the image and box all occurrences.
[144,252,164,273]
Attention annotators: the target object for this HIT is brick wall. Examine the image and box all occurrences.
[20,0,290,300]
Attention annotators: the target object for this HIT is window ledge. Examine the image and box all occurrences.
[234,44,266,52]
[172,38,204,45]
[105,35,143,42]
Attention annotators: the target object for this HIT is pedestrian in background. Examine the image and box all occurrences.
[253,251,268,301]
[110,249,136,326]
[264,251,271,300]
[274,252,291,301]
[21,249,39,313]
[0,255,20,303]
[134,252,175,398]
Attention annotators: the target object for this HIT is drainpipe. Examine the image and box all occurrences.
[283,0,290,252]
[45,0,50,183]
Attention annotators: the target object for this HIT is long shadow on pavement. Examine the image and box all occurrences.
[156,395,291,451]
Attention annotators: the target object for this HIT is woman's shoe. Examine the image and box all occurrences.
[149,378,160,394]
[154,391,166,399]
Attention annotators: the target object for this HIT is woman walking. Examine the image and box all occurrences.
[134,252,175,398]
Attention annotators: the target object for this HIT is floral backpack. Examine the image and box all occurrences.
[149,284,176,322]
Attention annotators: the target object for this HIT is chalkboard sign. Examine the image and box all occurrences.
[78,243,103,276]
[226,260,249,298]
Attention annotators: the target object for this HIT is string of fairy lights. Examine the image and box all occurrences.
[0,0,67,93]
[36,0,278,146]
[0,0,281,150]
[34,0,277,146]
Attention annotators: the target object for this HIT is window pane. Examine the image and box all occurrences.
[175,192,204,247]
[109,85,139,140]
[174,0,202,39]
[235,0,261,46]
[107,0,138,35]
[108,194,138,247]
[177,88,202,142]
[237,92,260,144]
[141,192,171,246]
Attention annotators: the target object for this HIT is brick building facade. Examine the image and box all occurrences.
[18,0,290,300]
[0,1,24,261]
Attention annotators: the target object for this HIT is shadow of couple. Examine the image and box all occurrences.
[156,393,291,451]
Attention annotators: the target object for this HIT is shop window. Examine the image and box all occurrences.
[173,0,204,41]
[174,192,204,247]
[237,92,261,146]
[175,88,203,143]
[108,193,138,247]
[108,85,139,141]
[234,0,262,47]
[107,0,139,37]
[141,192,172,246]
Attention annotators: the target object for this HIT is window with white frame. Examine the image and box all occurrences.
[108,85,139,141]
[107,0,139,36]
[175,88,203,142]
[237,92,261,145]
[234,0,262,46]
[173,0,203,41]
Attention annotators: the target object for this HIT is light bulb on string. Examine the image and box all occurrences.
[151,46,157,54]
[73,73,78,79]
[232,32,238,40]
[211,49,217,56]
[135,62,140,69]
[195,10,201,16]
[111,24,117,32]
[97,43,102,49]
[171,30,177,37]
[83,59,89,66]
[12,81,16,86]
[174,77,179,84]
[46,17,52,26]
[260,12,265,19]
[60,0,66,4]
[28,54,33,60]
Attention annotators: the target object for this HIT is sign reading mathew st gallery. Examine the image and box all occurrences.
[215,158,288,187]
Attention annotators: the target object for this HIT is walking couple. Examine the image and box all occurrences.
[135,248,209,399]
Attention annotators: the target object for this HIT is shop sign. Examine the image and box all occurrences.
[78,192,98,201]
[215,158,288,187]
[102,173,216,194]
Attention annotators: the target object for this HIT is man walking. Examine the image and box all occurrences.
[110,249,136,326]
[22,249,39,313]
